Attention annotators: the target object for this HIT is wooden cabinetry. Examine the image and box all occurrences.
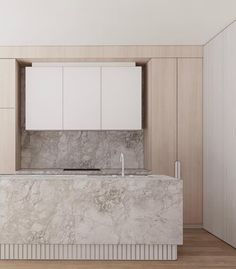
[0,59,19,174]
[178,58,203,225]
[0,109,16,173]
[144,58,203,225]
[144,59,177,176]
[0,60,16,108]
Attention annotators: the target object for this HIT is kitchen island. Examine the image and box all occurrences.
[0,175,182,260]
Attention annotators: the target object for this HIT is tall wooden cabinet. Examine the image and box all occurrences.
[0,59,20,174]
[145,58,203,225]
[144,59,177,176]
[178,59,203,225]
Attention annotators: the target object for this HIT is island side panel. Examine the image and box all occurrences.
[0,176,183,245]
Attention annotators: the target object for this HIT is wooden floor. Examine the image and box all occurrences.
[0,229,236,269]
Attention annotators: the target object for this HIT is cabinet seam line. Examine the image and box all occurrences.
[176,59,179,162]
[62,67,64,130]
[100,67,102,130]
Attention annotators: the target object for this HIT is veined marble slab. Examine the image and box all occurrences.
[16,168,150,176]
[0,175,183,250]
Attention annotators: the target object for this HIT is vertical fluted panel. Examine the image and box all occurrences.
[0,244,177,260]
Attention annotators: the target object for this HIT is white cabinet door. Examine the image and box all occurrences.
[101,67,142,130]
[63,67,101,130]
[26,67,63,130]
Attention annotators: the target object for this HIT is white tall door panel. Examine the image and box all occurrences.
[102,67,142,130]
[204,21,236,248]
[223,22,236,247]
[26,67,63,130]
[63,68,101,130]
[203,33,224,239]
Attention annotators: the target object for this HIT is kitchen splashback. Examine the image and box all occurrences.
[20,68,144,169]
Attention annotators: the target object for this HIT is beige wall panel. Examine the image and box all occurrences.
[0,59,20,173]
[0,59,16,108]
[15,61,21,170]
[143,61,153,170]
[144,59,177,177]
[0,109,16,174]
[0,46,203,60]
[178,58,203,225]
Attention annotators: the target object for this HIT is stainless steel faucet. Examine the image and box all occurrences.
[120,152,125,177]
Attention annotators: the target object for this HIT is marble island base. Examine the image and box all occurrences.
[0,175,183,260]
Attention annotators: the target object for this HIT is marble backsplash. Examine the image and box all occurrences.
[20,68,144,169]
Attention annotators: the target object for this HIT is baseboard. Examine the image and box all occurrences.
[0,244,177,260]
[184,224,203,228]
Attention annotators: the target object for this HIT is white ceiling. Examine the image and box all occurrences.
[0,0,235,46]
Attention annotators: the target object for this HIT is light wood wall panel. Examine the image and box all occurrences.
[0,46,203,60]
[143,62,152,171]
[178,58,203,225]
[0,59,16,107]
[144,58,203,225]
[15,61,21,170]
[0,109,16,173]
[0,59,20,174]
[144,59,177,176]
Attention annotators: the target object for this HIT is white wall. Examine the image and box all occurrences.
[0,0,235,45]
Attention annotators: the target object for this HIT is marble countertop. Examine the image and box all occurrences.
[15,168,151,176]
[0,174,180,181]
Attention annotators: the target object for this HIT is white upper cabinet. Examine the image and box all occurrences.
[63,67,100,130]
[101,67,142,130]
[26,67,63,130]
[26,64,142,130]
